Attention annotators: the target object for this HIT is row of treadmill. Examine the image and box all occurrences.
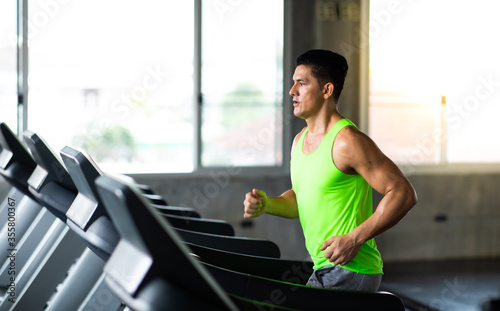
[0,122,406,310]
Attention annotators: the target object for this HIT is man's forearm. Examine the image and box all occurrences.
[351,185,417,244]
[266,189,299,219]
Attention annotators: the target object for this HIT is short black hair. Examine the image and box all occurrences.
[296,49,348,101]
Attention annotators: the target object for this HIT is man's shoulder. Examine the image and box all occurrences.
[334,124,377,168]
[336,123,364,144]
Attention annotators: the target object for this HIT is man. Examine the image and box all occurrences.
[243,49,417,291]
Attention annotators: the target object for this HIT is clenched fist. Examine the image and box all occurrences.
[243,188,268,219]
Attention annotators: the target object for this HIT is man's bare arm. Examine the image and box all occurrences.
[243,188,299,219]
[322,126,417,265]
[343,127,417,242]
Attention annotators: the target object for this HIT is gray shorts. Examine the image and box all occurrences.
[306,265,382,292]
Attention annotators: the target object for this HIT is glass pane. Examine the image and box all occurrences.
[28,0,194,173]
[441,2,500,163]
[201,0,284,167]
[369,0,500,165]
[0,1,17,131]
[369,91,441,165]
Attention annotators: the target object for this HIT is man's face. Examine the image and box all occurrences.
[289,65,324,119]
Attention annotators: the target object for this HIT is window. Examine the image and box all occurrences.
[25,0,284,174]
[28,0,195,174]
[369,0,500,168]
[201,0,284,167]
[0,1,17,131]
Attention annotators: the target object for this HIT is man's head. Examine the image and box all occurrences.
[296,49,348,101]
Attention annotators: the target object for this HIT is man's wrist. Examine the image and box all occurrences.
[263,197,272,214]
[350,228,369,246]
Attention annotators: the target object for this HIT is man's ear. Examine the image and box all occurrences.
[323,82,334,99]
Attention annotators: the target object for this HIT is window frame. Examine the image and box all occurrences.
[362,0,500,176]
[14,0,290,177]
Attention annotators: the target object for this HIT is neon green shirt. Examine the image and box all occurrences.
[290,119,383,274]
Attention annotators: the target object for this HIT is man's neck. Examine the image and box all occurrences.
[305,102,343,135]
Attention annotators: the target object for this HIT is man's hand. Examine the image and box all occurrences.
[243,189,268,219]
[320,234,362,266]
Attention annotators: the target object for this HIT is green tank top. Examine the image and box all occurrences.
[290,119,383,274]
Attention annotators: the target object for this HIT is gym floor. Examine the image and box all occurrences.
[380,258,500,311]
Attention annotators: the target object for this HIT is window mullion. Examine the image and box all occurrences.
[17,0,28,136]
[194,0,202,171]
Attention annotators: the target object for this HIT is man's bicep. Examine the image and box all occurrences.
[362,156,408,196]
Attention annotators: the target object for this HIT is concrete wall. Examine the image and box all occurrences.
[2,169,499,263]
[129,171,500,263]
[375,174,500,262]
[133,174,309,260]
